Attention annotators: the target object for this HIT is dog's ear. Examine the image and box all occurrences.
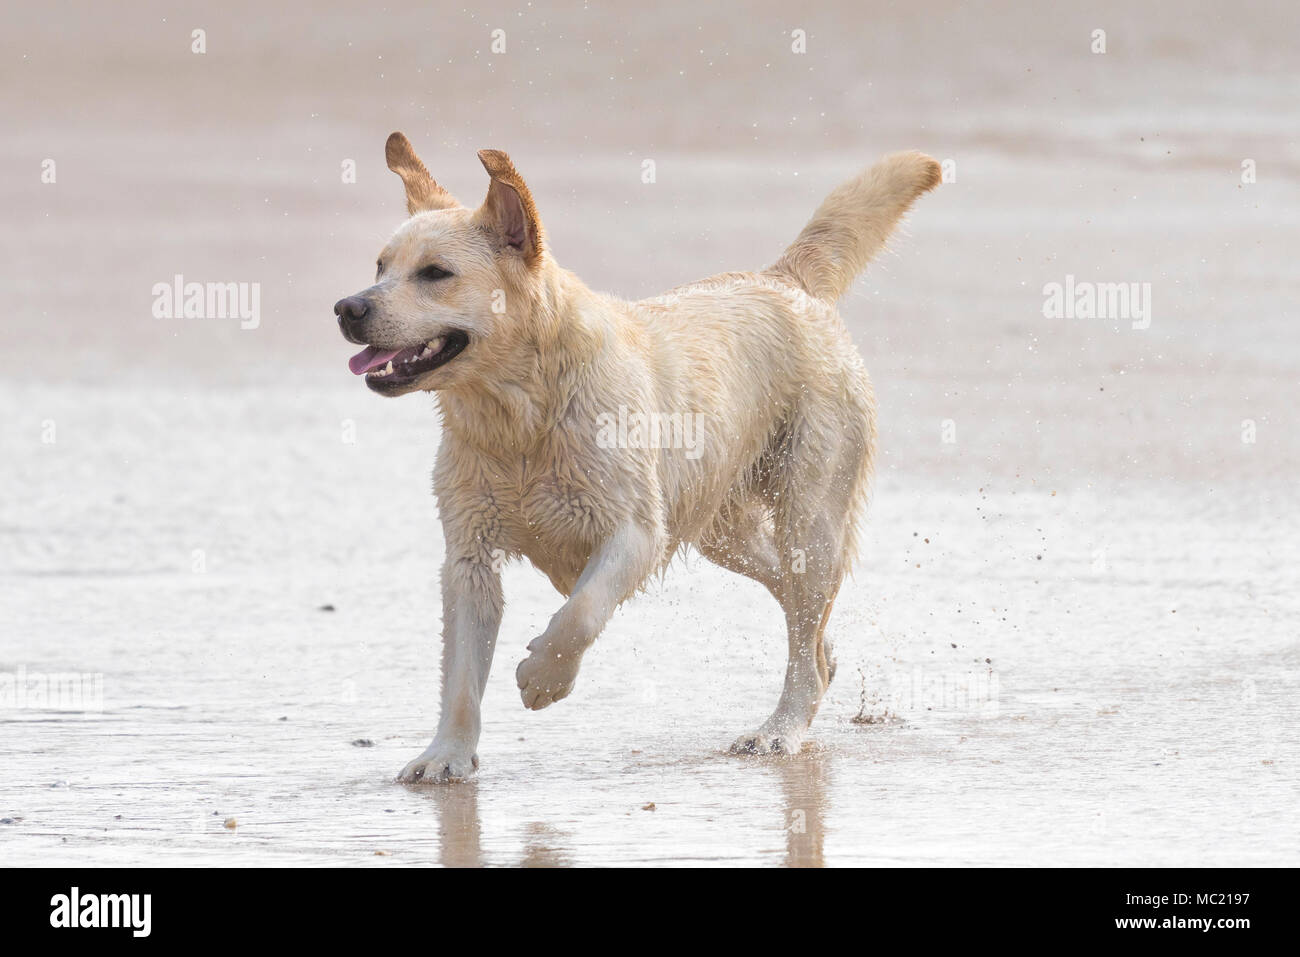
[475,149,543,266]
[385,132,459,215]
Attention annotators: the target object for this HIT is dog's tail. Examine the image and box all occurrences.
[767,151,941,302]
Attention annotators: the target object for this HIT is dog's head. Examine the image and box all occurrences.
[334,133,547,396]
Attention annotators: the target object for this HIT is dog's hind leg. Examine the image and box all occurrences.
[730,417,868,755]
[729,510,846,755]
[697,498,784,602]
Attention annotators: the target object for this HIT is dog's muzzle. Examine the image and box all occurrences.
[334,296,370,344]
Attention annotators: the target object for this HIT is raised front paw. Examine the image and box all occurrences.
[397,744,479,784]
[515,636,582,710]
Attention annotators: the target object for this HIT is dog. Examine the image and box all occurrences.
[334,133,940,782]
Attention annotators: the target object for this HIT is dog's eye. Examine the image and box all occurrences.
[376,260,384,279]
[417,264,454,282]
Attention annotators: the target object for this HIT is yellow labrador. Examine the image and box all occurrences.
[334,133,940,781]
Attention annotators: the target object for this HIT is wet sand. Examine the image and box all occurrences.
[2,388,1295,865]
[1,1,1297,865]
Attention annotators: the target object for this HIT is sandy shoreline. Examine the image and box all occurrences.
[2,385,1295,865]
[2,1,1296,865]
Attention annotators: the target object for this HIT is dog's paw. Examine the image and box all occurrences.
[729,728,803,756]
[397,746,479,784]
[515,637,581,710]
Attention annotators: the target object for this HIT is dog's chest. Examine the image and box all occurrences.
[488,456,604,584]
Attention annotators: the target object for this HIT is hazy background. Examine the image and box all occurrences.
[2,0,1297,486]
[2,0,1297,483]
[1,1,1295,865]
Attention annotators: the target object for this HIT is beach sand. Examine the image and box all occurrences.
[1,0,1296,865]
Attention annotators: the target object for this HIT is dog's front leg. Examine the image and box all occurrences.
[398,552,502,784]
[516,523,661,709]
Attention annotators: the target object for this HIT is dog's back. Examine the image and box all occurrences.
[626,152,943,555]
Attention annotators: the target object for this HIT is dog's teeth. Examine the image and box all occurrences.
[427,338,443,353]
[384,361,393,374]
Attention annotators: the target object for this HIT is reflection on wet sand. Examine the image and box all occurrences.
[400,749,830,867]
[519,822,574,868]
[404,780,575,867]
[405,781,483,868]
[777,749,831,867]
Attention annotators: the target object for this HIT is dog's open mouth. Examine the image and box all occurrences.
[347,331,469,387]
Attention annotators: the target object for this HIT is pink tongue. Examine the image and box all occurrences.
[348,346,403,375]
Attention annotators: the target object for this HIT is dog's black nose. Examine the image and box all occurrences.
[335,296,371,343]
[334,297,369,322]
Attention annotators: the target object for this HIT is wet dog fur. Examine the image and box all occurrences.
[333,133,940,782]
